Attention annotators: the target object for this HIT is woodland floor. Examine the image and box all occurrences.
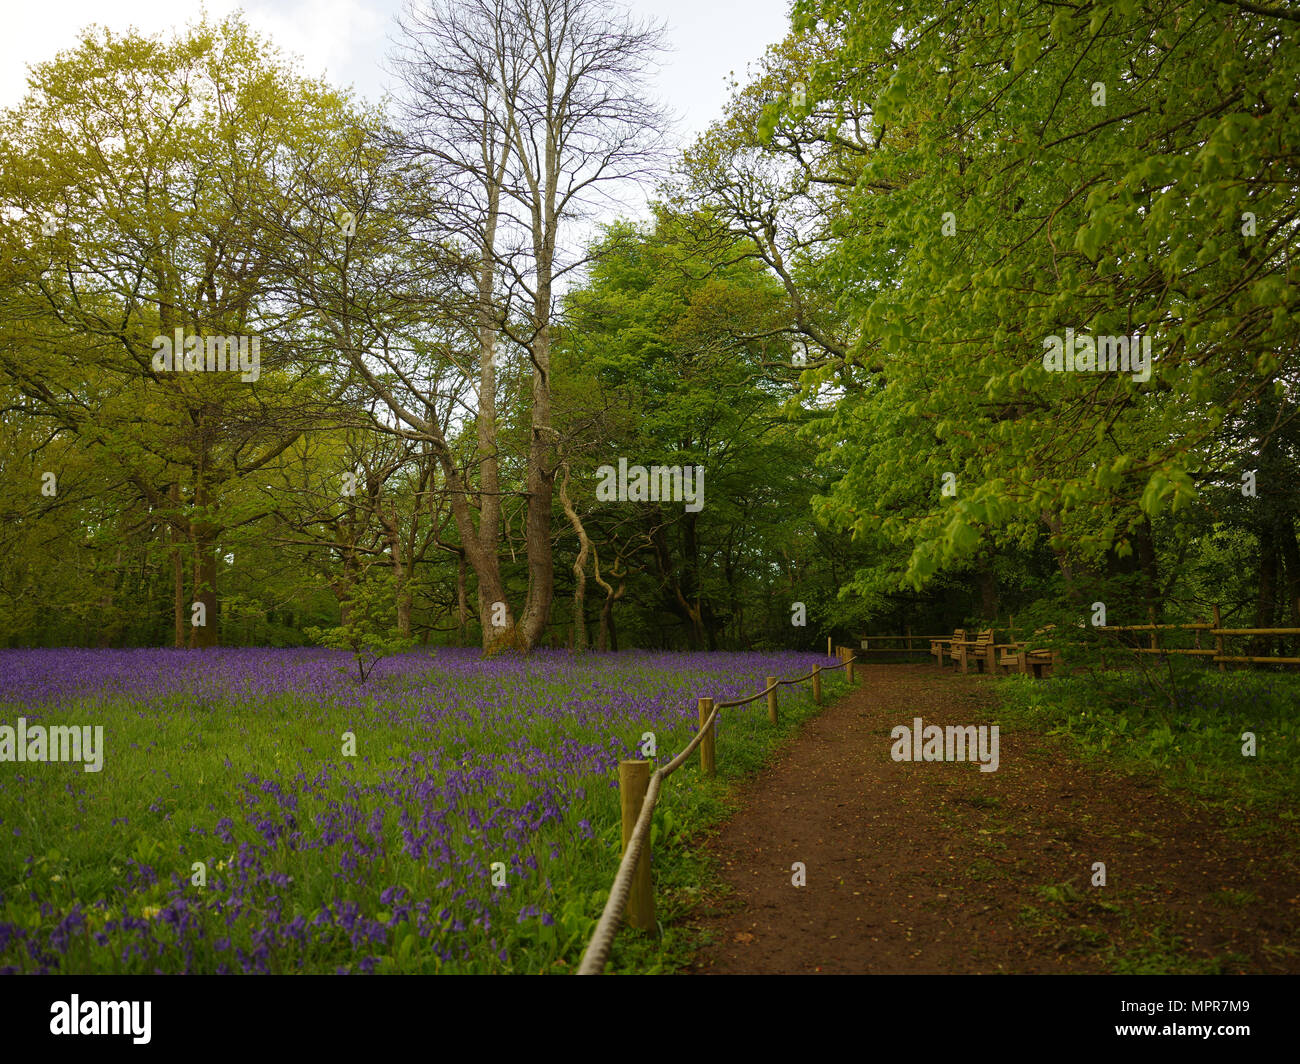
[684,664,1300,975]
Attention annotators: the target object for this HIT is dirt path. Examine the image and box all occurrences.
[685,664,1299,974]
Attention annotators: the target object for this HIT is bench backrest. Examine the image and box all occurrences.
[974,628,994,645]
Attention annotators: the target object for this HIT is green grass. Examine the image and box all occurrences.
[994,664,1297,973]
[993,665,1300,844]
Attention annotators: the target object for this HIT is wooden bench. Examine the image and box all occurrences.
[983,636,1028,675]
[997,628,1062,677]
[952,628,996,674]
[930,628,965,667]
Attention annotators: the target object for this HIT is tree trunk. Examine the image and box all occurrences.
[187,469,218,648]
[593,548,624,653]
[1254,523,1278,655]
[170,482,185,648]
[606,600,620,652]
[1280,521,1300,627]
[332,510,360,626]
[382,502,412,638]
[1040,510,1079,596]
[650,519,705,649]
[456,551,468,647]
[433,459,516,653]
[473,189,507,652]
[190,530,219,648]
[682,511,708,648]
[518,276,555,650]
[559,465,589,652]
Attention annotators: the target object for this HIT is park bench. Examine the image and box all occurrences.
[952,628,996,674]
[930,628,965,667]
[997,628,1061,677]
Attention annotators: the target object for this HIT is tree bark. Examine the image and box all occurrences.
[381,501,412,638]
[169,482,185,648]
[456,551,469,647]
[517,237,556,650]
[1280,521,1300,627]
[559,465,589,652]
[188,471,218,649]
[592,547,624,653]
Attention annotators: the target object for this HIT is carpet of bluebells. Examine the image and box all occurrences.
[0,647,839,974]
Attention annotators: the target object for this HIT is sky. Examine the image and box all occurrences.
[0,0,794,148]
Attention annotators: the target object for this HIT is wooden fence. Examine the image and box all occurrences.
[1095,607,1300,669]
[915,606,1300,672]
[576,641,861,974]
[855,633,947,656]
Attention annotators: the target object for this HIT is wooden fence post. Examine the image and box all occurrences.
[1213,604,1225,672]
[618,760,654,931]
[698,697,715,777]
[812,665,822,705]
[767,677,778,724]
[847,654,855,684]
[827,636,832,657]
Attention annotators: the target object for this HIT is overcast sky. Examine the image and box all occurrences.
[0,0,794,148]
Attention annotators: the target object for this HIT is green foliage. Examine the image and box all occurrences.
[3,1,1297,655]
[996,669,1299,832]
[0,13,401,649]
[305,573,415,682]
[728,0,1300,622]
[553,208,874,650]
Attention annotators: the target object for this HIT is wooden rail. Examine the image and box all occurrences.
[1095,621,1300,670]
[907,616,1300,673]
[856,634,948,657]
[833,615,1300,676]
[577,643,860,974]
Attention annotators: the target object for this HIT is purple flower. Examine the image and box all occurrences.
[1,645,839,973]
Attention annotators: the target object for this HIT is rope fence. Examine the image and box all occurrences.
[575,639,861,975]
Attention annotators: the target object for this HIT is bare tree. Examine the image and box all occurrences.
[387,0,669,652]
[390,0,521,650]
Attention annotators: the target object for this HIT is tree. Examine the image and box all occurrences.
[0,15,366,646]
[773,0,1299,620]
[375,0,669,652]
[306,568,415,682]
[552,209,864,650]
